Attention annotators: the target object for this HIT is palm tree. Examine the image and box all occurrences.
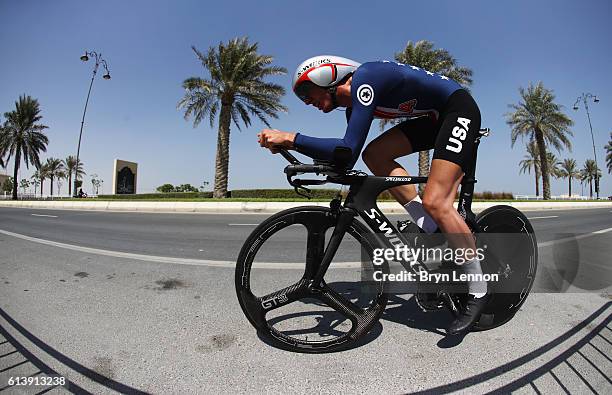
[44,157,64,196]
[506,82,573,200]
[0,95,49,200]
[91,173,103,195]
[38,163,50,196]
[558,159,580,197]
[0,116,4,168]
[519,143,562,196]
[19,178,30,195]
[38,163,49,197]
[581,159,601,198]
[606,132,612,174]
[63,155,85,196]
[30,171,41,195]
[178,37,287,198]
[546,152,562,179]
[56,170,66,195]
[388,40,473,193]
[519,141,541,196]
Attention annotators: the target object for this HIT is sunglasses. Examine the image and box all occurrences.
[295,82,314,102]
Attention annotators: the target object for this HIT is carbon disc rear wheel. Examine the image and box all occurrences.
[474,205,538,330]
[235,206,388,353]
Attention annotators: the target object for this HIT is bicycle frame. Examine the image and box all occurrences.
[308,131,486,287]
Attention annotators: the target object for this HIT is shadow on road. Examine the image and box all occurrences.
[1,299,610,393]
[409,301,612,394]
[0,307,149,394]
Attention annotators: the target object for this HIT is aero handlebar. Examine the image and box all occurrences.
[279,149,301,165]
[277,148,339,198]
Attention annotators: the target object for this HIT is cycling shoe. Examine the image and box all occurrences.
[446,293,491,335]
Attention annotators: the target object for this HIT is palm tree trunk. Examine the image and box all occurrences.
[12,148,21,200]
[68,172,72,196]
[418,150,430,195]
[40,178,44,196]
[50,176,54,196]
[213,101,232,198]
[535,173,540,197]
[589,179,593,198]
[535,130,550,200]
[568,177,571,197]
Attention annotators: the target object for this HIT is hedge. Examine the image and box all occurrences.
[97,189,512,200]
[229,188,398,199]
[98,192,213,200]
[471,191,514,200]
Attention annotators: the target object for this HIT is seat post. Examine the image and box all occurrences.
[457,128,488,221]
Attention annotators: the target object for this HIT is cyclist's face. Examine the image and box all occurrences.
[302,86,334,113]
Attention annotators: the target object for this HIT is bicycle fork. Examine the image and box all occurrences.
[307,210,356,289]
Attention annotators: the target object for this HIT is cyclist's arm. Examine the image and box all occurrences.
[294,72,378,167]
[345,107,352,122]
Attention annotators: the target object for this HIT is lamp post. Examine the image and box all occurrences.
[74,50,111,197]
[573,93,600,199]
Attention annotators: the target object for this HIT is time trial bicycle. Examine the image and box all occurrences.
[235,128,537,353]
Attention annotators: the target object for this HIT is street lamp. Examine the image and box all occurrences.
[74,50,111,197]
[573,93,601,199]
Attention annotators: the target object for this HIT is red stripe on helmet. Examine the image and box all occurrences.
[294,63,356,90]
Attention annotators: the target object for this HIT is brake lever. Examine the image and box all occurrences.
[285,170,312,199]
[294,185,312,199]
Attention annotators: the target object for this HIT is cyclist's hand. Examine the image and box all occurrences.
[258,129,296,153]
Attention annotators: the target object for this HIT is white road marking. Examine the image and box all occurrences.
[228,223,258,226]
[0,229,360,269]
[527,215,558,220]
[31,214,58,218]
[3,223,611,268]
[593,227,612,234]
[537,227,612,247]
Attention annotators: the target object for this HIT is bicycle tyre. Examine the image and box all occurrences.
[235,206,389,353]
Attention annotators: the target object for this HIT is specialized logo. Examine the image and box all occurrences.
[445,117,471,153]
[356,84,374,106]
[385,176,412,182]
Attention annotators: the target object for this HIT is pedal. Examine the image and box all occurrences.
[415,292,444,312]
[439,292,461,317]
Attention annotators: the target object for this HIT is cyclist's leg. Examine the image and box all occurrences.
[422,89,486,334]
[423,159,473,249]
[422,89,481,250]
[361,116,437,206]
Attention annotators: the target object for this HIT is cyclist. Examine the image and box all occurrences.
[258,55,487,335]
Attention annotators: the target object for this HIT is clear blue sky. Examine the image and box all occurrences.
[1,0,611,196]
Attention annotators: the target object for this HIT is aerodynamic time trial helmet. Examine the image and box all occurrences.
[292,55,361,102]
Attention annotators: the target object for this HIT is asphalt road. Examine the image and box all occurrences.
[0,206,611,393]
[0,206,610,260]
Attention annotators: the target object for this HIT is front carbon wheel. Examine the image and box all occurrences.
[235,206,388,353]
